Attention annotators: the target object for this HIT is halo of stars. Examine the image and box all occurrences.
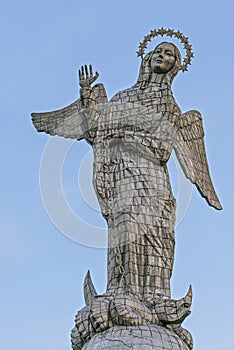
[137,28,194,72]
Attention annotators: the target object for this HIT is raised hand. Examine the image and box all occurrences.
[79,64,99,88]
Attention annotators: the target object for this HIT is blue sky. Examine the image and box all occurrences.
[1,0,234,349]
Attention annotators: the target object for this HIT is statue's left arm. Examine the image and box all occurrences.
[174,110,222,210]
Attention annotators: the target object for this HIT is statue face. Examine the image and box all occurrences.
[150,43,176,74]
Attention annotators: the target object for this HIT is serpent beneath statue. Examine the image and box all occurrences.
[71,271,193,350]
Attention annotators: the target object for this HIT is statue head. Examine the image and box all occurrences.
[136,42,181,87]
[150,42,177,74]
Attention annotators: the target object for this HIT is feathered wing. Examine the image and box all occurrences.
[31,83,108,140]
[174,110,222,210]
[31,98,86,139]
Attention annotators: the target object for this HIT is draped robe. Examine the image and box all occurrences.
[87,81,181,299]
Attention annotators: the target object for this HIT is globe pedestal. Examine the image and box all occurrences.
[82,325,189,350]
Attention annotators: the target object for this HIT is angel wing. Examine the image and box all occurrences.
[174,110,222,210]
[31,83,108,140]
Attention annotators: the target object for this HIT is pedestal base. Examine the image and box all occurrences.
[82,324,189,350]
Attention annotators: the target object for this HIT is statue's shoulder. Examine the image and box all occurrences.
[110,85,138,102]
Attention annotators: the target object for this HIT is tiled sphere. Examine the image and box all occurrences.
[82,325,189,350]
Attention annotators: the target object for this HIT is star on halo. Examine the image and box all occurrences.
[136,49,144,57]
[139,42,147,49]
[150,29,158,37]
[144,34,152,41]
[166,29,174,37]
[181,64,188,72]
[158,27,167,36]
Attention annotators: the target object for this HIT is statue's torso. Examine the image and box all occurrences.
[88,83,180,222]
[90,82,181,164]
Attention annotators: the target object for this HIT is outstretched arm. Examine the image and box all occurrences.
[79,64,99,109]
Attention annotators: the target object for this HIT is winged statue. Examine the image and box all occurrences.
[32,34,222,350]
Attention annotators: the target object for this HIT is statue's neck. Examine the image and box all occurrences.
[150,72,167,84]
[136,72,173,91]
